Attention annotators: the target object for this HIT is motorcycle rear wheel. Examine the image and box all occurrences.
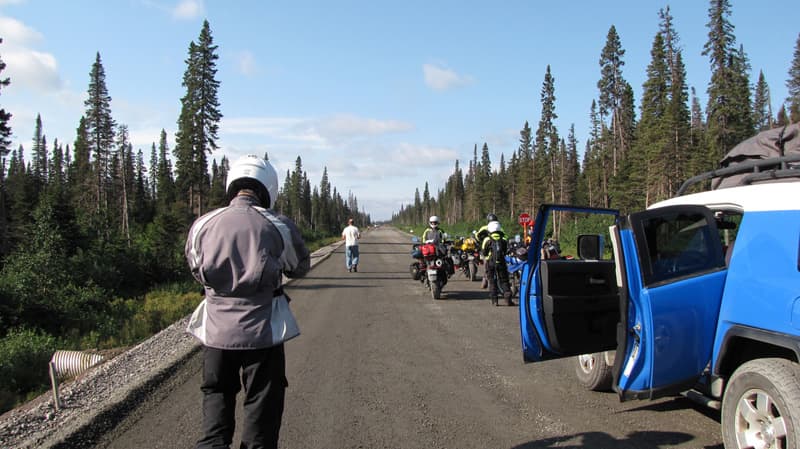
[431,280,442,300]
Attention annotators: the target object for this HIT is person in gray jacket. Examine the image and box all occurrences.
[186,154,310,449]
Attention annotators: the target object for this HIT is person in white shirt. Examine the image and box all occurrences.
[341,218,361,272]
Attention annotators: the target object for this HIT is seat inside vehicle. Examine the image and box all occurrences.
[540,260,619,354]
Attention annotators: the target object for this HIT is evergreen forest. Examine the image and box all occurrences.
[393,3,800,237]
[0,21,369,412]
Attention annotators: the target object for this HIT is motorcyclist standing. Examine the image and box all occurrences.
[422,215,445,246]
[476,213,501,288]
[422,215,454,275]
[481,220,514,307]
[185,154,311,449]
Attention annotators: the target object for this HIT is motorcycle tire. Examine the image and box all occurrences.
[409,262,421,281]
[431,280,442,300]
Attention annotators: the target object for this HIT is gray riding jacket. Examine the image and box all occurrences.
[185,194,310,349]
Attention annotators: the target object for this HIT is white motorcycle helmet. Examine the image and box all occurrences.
[226,154,279,208]
[429,215,440,228]
[488,220,501,233]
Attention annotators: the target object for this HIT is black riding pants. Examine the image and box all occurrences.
[196,344,287,449]
[486,261,511,299]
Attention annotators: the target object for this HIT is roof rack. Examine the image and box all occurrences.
[676,154,800,196]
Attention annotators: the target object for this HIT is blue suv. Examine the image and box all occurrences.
[518,152,800,449]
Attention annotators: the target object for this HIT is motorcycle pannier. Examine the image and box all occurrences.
[421,243,437,257]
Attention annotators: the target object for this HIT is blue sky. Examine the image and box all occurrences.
[0,0,797,221]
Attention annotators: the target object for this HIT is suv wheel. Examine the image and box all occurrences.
[575,351,614,391]
[722,358,800,449]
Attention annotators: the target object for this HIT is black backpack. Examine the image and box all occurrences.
[491,235,508,265]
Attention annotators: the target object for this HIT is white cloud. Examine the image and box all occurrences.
[0,0,26,7]
[4,49,62,91]
[172,0,204,20]
[389,143,457,165]
[423,63,474,91]
[221,114,413,148]
[0,16,42,46]
[0,16,64,93]
[317,114,413,139]
[217,114,452,220]
[236,50,257,77]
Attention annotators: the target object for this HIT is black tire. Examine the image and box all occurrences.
[575,352,613,392]
[409,263,421,281]
[722,358,800,449]
[431,280,442,300]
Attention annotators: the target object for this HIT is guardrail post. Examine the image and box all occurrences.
[48,350,105,411]
[49,361,62,411]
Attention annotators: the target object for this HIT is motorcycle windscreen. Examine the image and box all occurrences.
[614,206,726,400]
[520,204,620,362]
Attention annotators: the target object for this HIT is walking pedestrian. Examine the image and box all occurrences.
[185,154,311,449]
[481,220,515,306]
[342,217,361,272]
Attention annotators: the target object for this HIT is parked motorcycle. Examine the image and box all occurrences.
[505,235,529,297]
[410,236,453,299]
[449,236,479,281]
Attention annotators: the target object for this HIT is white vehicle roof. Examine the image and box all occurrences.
[649,181,800,213]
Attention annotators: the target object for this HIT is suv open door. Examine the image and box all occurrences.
[519,204,728,400]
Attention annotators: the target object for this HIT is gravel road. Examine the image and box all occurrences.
[0,226,724,449]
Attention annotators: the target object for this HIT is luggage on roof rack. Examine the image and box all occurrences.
[677,123,800,195]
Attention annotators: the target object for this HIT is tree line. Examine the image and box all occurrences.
[0,20,369,410]
[393,1,800,237]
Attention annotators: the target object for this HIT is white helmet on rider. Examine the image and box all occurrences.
[226,154,279,208]
[487,220,501,233]
[429,216,440,228]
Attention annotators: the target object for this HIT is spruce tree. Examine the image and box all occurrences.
[517,121,533,213]
[635,32,670,209]
[30,115,47,193]
[776,104,788,126]
[0,38,11,159]
[149,143,158,200]
[477,143,493,215]
[660,7,691,195]
[753,71,773,131]
[535,65,559,211]
[319,167,332,232]
[787,33,800,123]
[0,38,10,258]
[174,20,222,218]
[84,52,116,214]
[702,0,753,159]
[156,129,176,210]
[70,116,94,225]
[597,25,631,176]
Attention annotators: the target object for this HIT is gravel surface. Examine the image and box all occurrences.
[0,318,200,449]
[0,241,341,449]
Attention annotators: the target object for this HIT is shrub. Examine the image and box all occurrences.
[0,328,59,414]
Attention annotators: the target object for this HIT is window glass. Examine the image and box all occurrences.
[640,211,723,285]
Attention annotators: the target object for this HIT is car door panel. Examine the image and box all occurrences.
[520,205,619,362]
[519,204,726,401]
[618,205,726,399]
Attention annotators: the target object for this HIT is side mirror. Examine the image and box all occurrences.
[411,236,420,243]
[577,234,603,260]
